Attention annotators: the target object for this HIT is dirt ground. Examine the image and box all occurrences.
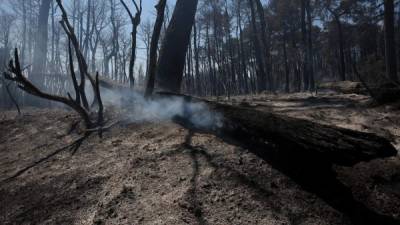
[1,92,399,225]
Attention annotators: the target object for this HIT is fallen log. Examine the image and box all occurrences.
[156,92,397,167]
[156,92,399,225]
[318,81,400,104]
[214,104,396,166]
[318,81,366,94]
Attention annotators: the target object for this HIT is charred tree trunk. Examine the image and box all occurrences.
[32,0,52,87]
[193,21,201,96]
[159,92,399,225]
[384,0,398,82]
[254,0,273,92]
[145,0,167,97]
[283,29,290,93]
[155,93,397,166]
[120,0,142,88]
[237,3,249,94]
[301,0,309,91]
[248,0,267,93]
[336,17,346,81]
[154,0,199,93]
[306,0,315,91]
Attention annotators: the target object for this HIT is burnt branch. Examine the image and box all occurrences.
[56,0,98,109]
[120,0,142,88]
[4,49,93,128]
[95,72,104,137]
[68,38,81,105]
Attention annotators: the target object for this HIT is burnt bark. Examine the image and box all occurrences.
[144,0,167,97]
[248,0,267,92]
[384,0,398,82]
[120,0,142,88]
[254,0,273,92]
[154,0,199,93]
[32,0,52,81]
[156,93,397,166]
[158,92,399,225]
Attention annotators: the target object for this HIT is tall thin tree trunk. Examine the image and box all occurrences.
[301,0,309,91]
[155,0,199,93]
[306,0,315,90]
[193,21,201,96]
[384,0,398,82]
[254,0,273,91]
[145,0,167,97]
[248,0,267,92]
[237,4,248,94]
[283,29,290,93]
[336,16,346,81]
[21,0,27,66]
[32,0,52,88]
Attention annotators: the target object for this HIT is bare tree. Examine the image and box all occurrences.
[4,48,101,129]
[32,0,51,84]
[120,0,142,88]
[140,19,153,71]
[145,0,167,97]
[57,0,97,109]
[89,0,108,73]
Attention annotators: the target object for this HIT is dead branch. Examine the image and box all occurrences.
[56,0,97,109]
[68,38,81,105]
[3,48,105,135]
[1,0,107,134]
[4,49,94,128]
[0,134,89,185]
[120,0,142,88]
[3,0,106,136]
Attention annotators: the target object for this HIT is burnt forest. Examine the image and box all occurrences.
[1,0,400,224]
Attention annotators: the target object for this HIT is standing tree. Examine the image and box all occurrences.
[306,0,315,90]
[248,0,267,92]
[254,0,273,92]
[144,0,167,97]
[384,0,398,82]
[154,0,199,93]
[32,0,52,88]
[120,0,142,88]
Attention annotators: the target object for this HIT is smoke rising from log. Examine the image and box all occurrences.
[101,89,223,130]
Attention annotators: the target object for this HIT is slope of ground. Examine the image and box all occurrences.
[0,92,399,225]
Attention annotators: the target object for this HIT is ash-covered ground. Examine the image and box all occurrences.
[0,92,399,225]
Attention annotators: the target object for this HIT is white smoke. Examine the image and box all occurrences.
[101,88,223,130]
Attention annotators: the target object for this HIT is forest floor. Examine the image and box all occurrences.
[0,92,400,225]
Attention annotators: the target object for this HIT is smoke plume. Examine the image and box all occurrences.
[101,88,223,130]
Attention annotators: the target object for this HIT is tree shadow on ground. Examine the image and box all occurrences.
[183,130,208,225]
[0,171,107,224]
[173,117,400,225]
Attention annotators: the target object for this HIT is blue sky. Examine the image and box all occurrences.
[141,0,175,19]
